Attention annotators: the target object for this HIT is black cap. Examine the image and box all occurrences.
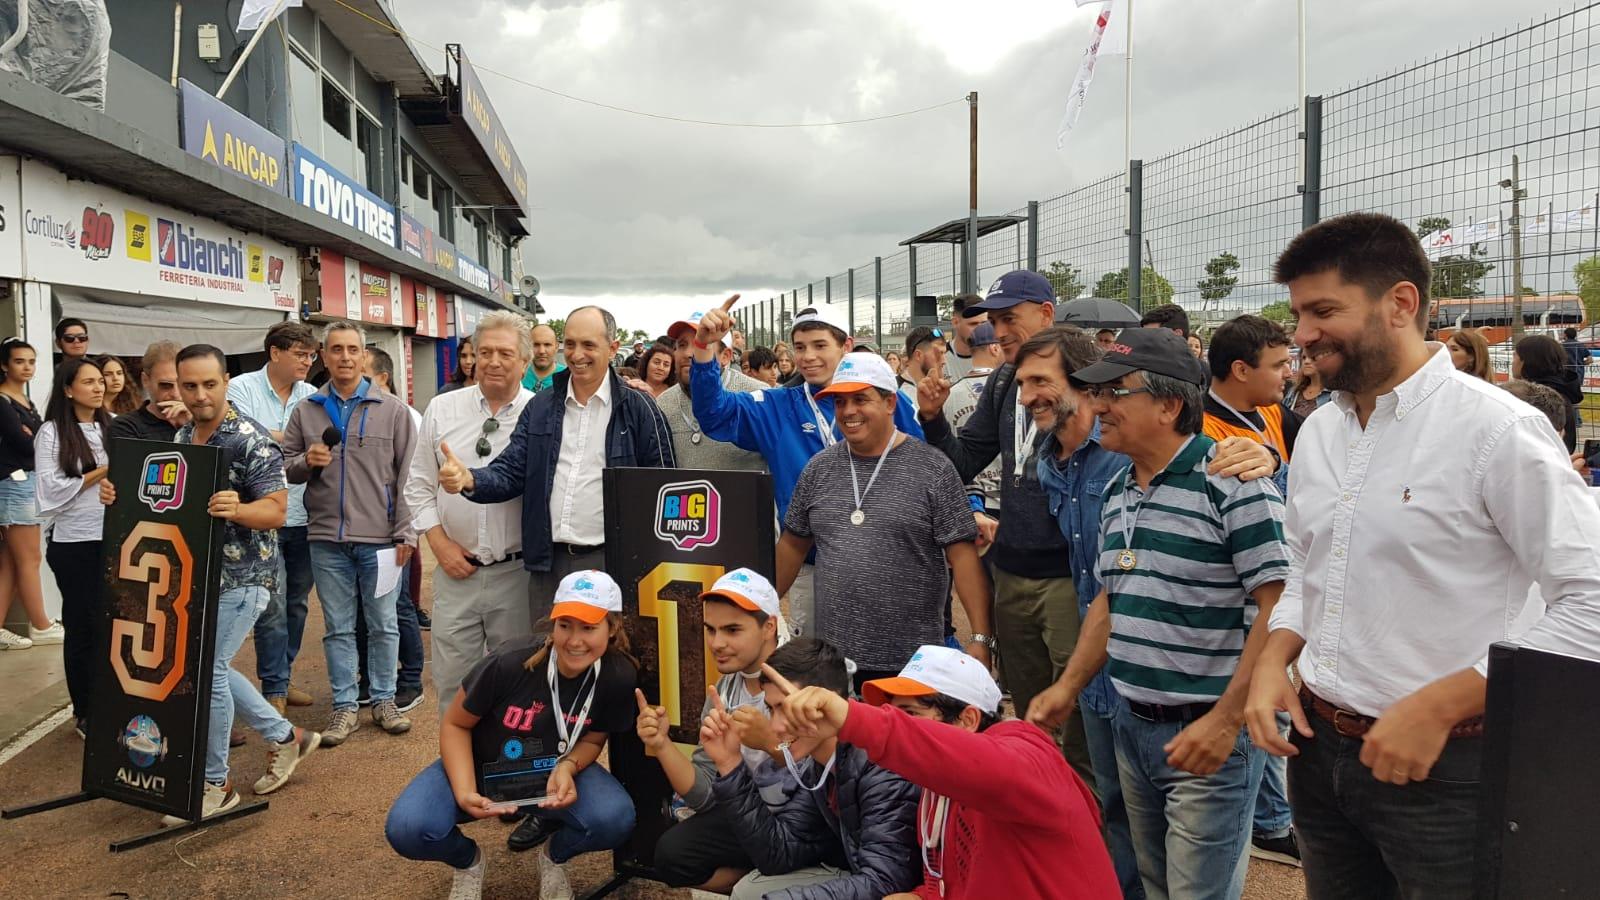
[1069,327,1206,387]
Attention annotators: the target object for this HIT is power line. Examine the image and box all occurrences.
[326,0,967,128]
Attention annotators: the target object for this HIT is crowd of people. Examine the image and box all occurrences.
[8,210,1600,900]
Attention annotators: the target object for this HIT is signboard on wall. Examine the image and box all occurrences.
[451,47,529,215]
[178,79,287,195]
[290,143,396,247]
[17,159,298,311]
[316,250,408,326]
[0,156,19,279]
[83,439,226,820]
[404,277,448,338]
[456,251,491,293]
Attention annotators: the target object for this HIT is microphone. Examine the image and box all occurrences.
[310,425,342,481]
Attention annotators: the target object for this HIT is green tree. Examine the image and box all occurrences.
[1415,216,1494,299]
[545,318,565,342]
[1042,261,1086,301]
[1260,300,1294,325]
[1197,251,1241,303]
[936,294,956,322]
[1093,267,1175,308]
[1576,255,1600,324]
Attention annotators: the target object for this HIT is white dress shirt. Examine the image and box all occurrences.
[549,375,612,546]
[405,385,533,562]
[1269,346,1600,716]
[35,420,109,543]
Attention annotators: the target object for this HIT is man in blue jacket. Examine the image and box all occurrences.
[438,305,674,625]
[688,295,924,636]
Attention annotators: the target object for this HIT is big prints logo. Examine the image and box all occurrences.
[79,205,114,260]
[654,479,721,550]
[114,714,169,796]
[138,451,188,513]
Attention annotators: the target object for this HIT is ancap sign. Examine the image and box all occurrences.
[178,79,287,195]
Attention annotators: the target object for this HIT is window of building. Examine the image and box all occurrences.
[284,9,386,193]
[356,113,381,193]
[432,181,452,241]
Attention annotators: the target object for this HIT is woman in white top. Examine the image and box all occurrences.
[36,357,111,736]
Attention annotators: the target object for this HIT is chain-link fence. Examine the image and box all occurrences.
[750,2,1600,351]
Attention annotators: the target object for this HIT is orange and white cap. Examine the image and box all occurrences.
[667,311,728,345]
[861,645,1002,713]
[550,570,623,624]
[699,567,781,619]
[815,352,897,398]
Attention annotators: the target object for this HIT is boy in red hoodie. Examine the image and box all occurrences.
[772,645,1119,899]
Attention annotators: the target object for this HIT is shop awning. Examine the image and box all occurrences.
[53,289,287,357]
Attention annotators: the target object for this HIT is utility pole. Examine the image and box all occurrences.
[966,91,979,294]
[1503,154,1527,338]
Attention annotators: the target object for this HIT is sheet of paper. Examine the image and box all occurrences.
[375,546,404,597]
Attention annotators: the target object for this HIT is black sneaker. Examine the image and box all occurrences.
[1250,829,1302,867]
[394,686,424,714]
[416,609,432,630]
[356,688,372,707]
[507,815,561,853]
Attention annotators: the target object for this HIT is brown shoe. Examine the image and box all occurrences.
[267,695,288,717]
[229,728,247,748]
[286,685,314,707]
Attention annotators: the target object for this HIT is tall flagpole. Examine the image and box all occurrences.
[1297,0,1307,189]
[1124,0,1135,167]
[216,0,289,99]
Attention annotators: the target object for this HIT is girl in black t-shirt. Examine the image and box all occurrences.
[385,571,639,899]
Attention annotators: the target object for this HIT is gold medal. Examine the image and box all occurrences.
[1116,549,1137,571]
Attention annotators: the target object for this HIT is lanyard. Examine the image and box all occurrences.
[803,384,838,448]
[679,368,738,444]
[919,790,951,889]
[781,742,837,792]
[1117,435,1196,563]
[848,431,901,524]
[1012,390,1040,485]
[547,655,601,756]
[1208,389,1279,454]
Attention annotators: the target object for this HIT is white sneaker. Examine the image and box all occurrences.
[449,848,487,900]
[160,781,240,827]
[28,621,64,645]
[0,627,32,650]
[538,844,573,900]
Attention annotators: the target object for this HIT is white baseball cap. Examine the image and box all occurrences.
[861,645,1002,713]
[791,305,850,338]
[550,570,623,624]
[700,567,781,619]
[816,351,898,398]
[667,311,728,345]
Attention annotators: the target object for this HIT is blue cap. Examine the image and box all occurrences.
[966,269,1055,316]
[969,322,998,347]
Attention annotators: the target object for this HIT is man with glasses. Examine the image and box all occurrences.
[229,321,320,714]
[54,318,89,362]
[405,311,534,718]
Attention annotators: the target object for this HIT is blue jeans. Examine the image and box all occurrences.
[255,525,313,697]
[310,541,400,709]
[209,586,294,784]
[356,566,424,695]
[386,758,636,868]
[1289,713,1482,899]
[1252,711,1293,838]
[1083,701,1146,900]
[1113,709,1263,900]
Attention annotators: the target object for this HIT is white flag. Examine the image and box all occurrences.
[237,0,303,32]
[1101,0,1131,57]
[1460,220,1501,244]
[1555,205,1597,232]
[1057,5,1113,147]
[1421,227,1462,260]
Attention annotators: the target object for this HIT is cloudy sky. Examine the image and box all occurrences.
[388,0,1579,337]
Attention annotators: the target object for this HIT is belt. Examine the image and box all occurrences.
[551,542,603,557]
[1298,686,1485,740]
[1125,699,1216,724]
[464,551,523,567]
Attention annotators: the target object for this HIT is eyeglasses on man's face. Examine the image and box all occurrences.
[1082,385,1153,403]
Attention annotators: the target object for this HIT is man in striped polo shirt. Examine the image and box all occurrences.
[1028,327,1289,900]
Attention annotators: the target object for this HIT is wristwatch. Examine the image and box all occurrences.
[968,633,996,651]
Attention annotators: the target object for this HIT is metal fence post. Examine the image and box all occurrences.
[908,246,919,306]
[826,275,832,306]
[847,268,856,335]
[807,283,814,310]
[1128,159,1144,311]
[1027,200,1039,271]
[874,257,884,347]
[1302,95,1323,230]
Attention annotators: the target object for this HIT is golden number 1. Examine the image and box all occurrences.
[636,562,724,727]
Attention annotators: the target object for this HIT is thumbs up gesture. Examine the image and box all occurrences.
[693,294,741,360]
[438,441,474,494]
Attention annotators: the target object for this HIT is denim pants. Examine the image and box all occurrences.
[1113,709,1263,900]
[310,541,400,709]
[254,525,313,697]
[1252,711,1293,838]
[208,586,294,784]
[356,565,423,696]
[386,758,636,868]
[1289,712,1482,899]
[1083,700,1146,900]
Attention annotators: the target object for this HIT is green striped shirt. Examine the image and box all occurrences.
[1098,434,1289,705]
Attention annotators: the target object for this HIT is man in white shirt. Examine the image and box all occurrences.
[1246,212,1600,899]
[943,293,987,381]
[404,311,534,716]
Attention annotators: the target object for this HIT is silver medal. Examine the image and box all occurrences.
[850,509,866,526]
[690,431,703,445]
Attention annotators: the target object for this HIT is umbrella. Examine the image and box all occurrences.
[1054,297,1142,329]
